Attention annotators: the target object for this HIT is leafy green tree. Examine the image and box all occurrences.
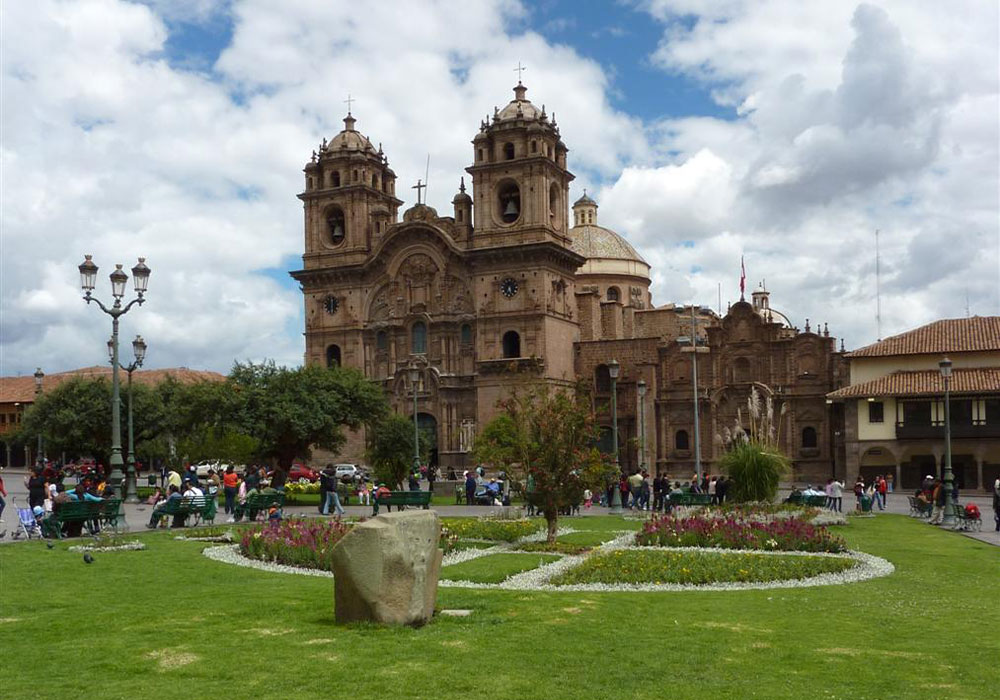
[718,387,790,502]
[366,414,430,489]
[224,361,389,473]
[175,427,260,467]
[18,378,113,460]
[475,386,613,543]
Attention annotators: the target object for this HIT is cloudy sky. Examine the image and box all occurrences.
[2,0,997,376]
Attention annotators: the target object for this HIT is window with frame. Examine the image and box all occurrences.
[460,324,472,345]
[801,426,818,448]
[411,322,427,354]
[376,330,388,351]
[675,430,690,451]
[868,401,884,423]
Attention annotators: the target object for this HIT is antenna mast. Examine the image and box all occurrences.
[424,154,430,204]
[875,229,882,341]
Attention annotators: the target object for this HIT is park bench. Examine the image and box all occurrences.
[233,492,285,522]
[373,490,432,515]
[950,502,981,532]
[668,492,712,507]
[786,493,827,507]
[42,498,126,539]
[907,496,932,518]
[154,494,218,527]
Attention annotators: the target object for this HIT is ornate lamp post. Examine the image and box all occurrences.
[78,255,150,491]
[33,368,44,464]
[637,379,647,474]
[116,335,147,503]
[608,359,623,514]
[408,364,421,476]
[939,357,955,527]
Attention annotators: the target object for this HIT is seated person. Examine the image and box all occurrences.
[147,485,181,528]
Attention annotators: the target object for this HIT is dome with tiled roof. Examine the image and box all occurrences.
[495,83,544,123]
[569,194,650,280]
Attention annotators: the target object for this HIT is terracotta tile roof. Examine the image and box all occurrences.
[847,317,1000,358]
[0,366,224,404]
[827,368,1000,399]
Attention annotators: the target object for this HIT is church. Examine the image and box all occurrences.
[290,81,846,484]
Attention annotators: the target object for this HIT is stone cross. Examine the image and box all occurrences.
[514,61,526,83]
[344,93,355,114]
[412,179,425,204]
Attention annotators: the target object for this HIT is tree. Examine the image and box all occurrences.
[18,378,114,460]
[366,414,430,489]
[223,361,389,472]
[718,386,790,503]
[474,386,613,543]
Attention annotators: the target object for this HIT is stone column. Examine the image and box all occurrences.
[976,456,984,492]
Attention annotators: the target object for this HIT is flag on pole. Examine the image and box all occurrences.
[740,255,746,299]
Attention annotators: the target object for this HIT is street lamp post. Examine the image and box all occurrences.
[78,255,150,491]
[637,379,647,474]
[33,368,44,464]
[939,357,955,528]
[408,364,421,476]
[608,359,623,514]
[690,306,703,481]
[116,335,147,503]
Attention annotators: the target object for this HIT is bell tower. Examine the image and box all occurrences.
[466,82,573,248]
[299,112,403,268]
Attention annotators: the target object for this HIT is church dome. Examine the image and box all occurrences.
[568,193,650,279]
[327,113,376,153]
[496,83,544,122]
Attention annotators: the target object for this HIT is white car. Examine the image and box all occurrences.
[194,460,234,477]
[333,464,358,481]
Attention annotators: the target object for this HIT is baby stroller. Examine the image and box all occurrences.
[11,498,43,540]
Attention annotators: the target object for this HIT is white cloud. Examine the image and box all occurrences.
[603,0,999,344]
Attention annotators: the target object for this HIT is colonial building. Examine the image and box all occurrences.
[291,82,846,480]
[827,317,1000,492]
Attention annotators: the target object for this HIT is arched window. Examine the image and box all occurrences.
[326,344,341,368]
[332,171,341,187]
[801,426,818,449]
[502,330,520,358]
[411,322,427,354]
[531,140,538,153]
[594,364,611,393]
[376,330,388,351]
[607,286,620,302]
[371,174,378,189]
[497,180,520,224]
[460,324,473,345]
[503,142,515,160]
[549,182,559,218]
[326,206,346,246]
[478,148,484,162]
[352,169,358,182]
[675,430,690,451]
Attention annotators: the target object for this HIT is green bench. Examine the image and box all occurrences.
[373,490,432,515]
[668,492,712,507]
[42,498,126,539]
[787,493,828,507]
[152,495,218,527]
[908,496,932,518]
[233,492,285,522]
[950,502,981,531]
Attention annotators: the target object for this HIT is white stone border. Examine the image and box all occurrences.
[68,541,146,552]
[202,529,894,593]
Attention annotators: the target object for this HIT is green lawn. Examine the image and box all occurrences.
[1,515,997,699]
[441,553,562,583]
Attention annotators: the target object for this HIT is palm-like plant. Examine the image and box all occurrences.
[718,387,790,503]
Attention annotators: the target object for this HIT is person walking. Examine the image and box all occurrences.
[0,472,6,522]
[830,478,844,513]
[465,470,476,506]
[992,480,1000,532]
[876,475,887,510]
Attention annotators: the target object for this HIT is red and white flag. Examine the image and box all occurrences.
[740,255,746,297]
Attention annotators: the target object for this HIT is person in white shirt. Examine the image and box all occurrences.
[830,479,844,512]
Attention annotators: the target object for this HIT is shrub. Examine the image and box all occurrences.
[440,517,541,542]
[717,386,790,503]
[635,514,846,553]
[239,519,352,572]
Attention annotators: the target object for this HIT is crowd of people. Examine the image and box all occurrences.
[7,463,117,537]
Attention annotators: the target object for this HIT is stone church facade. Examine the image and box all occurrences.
[291,83,847,483]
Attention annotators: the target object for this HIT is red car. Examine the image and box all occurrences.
[287,465,320,483]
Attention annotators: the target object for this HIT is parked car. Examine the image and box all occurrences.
[287,465,320,483]
[334,464,359,482]
[194,460,235,477]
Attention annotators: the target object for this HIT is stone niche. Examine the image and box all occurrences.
[330,510,442,626]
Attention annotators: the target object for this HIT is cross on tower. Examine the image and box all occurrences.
[513,61,526,84]
[412,179,425,204]
[344,93,355,114]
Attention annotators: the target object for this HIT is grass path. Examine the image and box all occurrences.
[1,515,997,699]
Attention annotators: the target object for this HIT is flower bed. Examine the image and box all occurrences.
[514,541,591,555]
[239,519,352,572]
[550,549,856,586]
[636,514,846,552]
[440,517,542,542]
[697,503,820,519]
